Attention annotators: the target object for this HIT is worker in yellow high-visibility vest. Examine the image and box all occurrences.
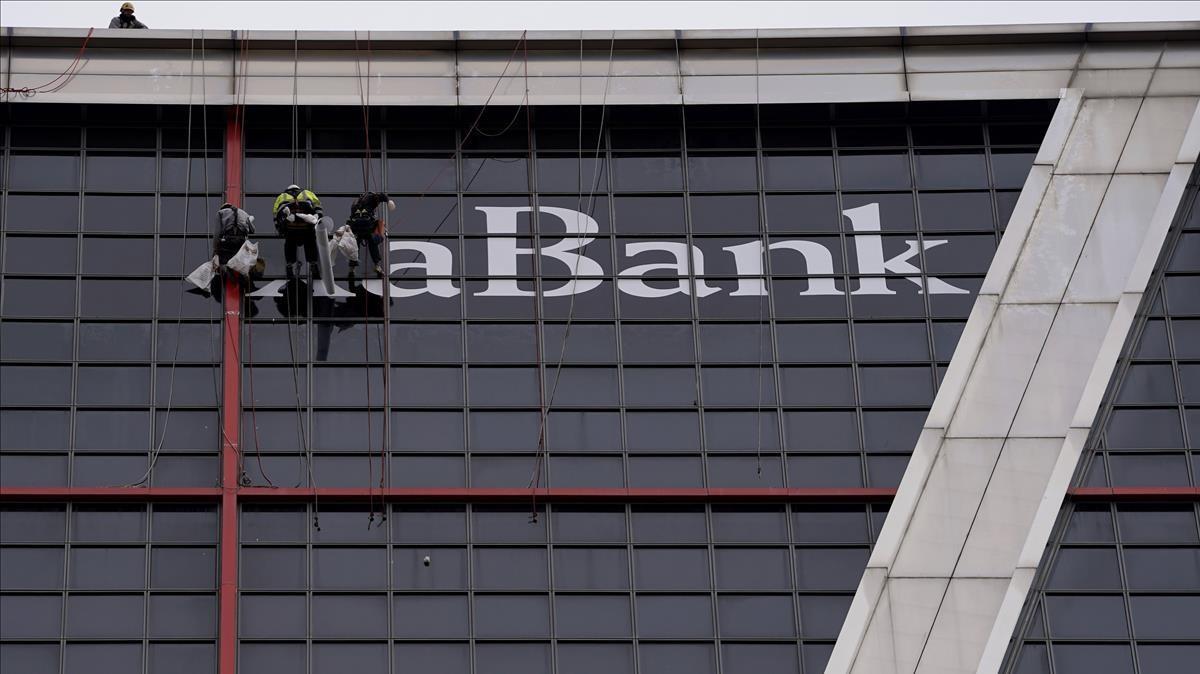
[273,184,324,279]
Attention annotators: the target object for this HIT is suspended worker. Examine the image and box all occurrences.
[108,2,148,29]
[273,184,324,280]
[346,191,396,277]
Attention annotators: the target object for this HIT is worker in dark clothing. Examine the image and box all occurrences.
[273,184,324,280]
[108,2,148,29]
[346,191,395,277]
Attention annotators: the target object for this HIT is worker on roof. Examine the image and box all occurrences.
[273,184,324,280]
[346,191,396,277]
[108,2,148,29]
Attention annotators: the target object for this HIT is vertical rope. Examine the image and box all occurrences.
[753,30,766,477]
[529,33,617,519]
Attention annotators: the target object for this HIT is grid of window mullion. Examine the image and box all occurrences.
[1092,191,1199,487]
[828,118,868,489]
[0,503,220,674]
[233,502,885,673]
[227,106,1044,492]
[905,122,945,442]
[0,118,222,489]
[1021,502,1200,674]
[755,107,790,495]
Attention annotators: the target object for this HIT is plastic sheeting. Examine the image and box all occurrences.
[185,255,219,291]
[227,240,259,277]
[330,225,359,263]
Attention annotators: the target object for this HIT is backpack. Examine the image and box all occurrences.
[216,205,255,264]
[217,205,255,238]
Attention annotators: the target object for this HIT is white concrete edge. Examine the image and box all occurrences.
[978,165,1052,296]
[1177,98,1200,163]
[974,567,1037,674]
[866,427,951,570]
[825,567,888,674]
[1069,292,1144,429]
[828,88,1081,672]
[1122,162,1197,295]
[926,295,1000,428]
[970,426,1088,673]
[975,125,1199,670]
[1014,426,1095,570]
[1033,88,1083,166]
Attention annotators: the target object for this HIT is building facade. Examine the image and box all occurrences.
[1,23,1198,674]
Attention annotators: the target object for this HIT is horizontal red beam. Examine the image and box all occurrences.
[1068,486,1200,502]
[237,487,899,503]
[0,487,223,502]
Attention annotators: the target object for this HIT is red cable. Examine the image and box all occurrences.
[2,27,95,96]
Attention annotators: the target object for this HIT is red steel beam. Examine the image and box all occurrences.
[218,105,244,674]
[1068,486,1200,502]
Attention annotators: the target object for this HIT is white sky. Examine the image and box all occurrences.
[1,0,1198,31]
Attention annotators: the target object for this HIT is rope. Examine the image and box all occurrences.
[528,33,617,520]
[291,30,300,186]
[279,31,319,528]
[516,34,549,524]
[415,31,530,198]
[304,268,319,530]
[1,27,95,97]
[200,33,243,477]
[128,30,198,486]
[232,32,274,487]
[753,30,766,477]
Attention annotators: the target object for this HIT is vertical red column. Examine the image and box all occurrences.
[218,105,244,674]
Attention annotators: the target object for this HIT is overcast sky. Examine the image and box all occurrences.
[2,0,1198,31]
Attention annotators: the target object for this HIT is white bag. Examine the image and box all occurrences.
[227,240,259,278]
[185,255,219,291]
[330,225,359,263]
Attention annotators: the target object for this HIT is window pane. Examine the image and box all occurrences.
[240,643,305,674]
[553,548,630,589]
[148,643,214,674]
[718,594,797,637]
[312,594,388,638]
[393,594,469,637]
[392,547,467,590]
[556,644,633,674]
[639,644,715,674]
[715,548,792,589]
[68,547,146,589]
[1044,594,1128,638]
[473,595,550,638]
[1046,548,1122,590]
[1129,595,1200,639]
[1052,644,1133,674]
[66,594,144,637]
[555,595,632,638]
[794,548,869,589]
[240,594,305,638]
[473,547,548,590]
[148,594,216,638]
[392,644,468,674]
[0,594,61,638]
[635,594,713,638]
[64,644,142,674]
[635,548,710,590]
[312,547,387,589]
[721,643,800,674]
[312,643,387,674]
